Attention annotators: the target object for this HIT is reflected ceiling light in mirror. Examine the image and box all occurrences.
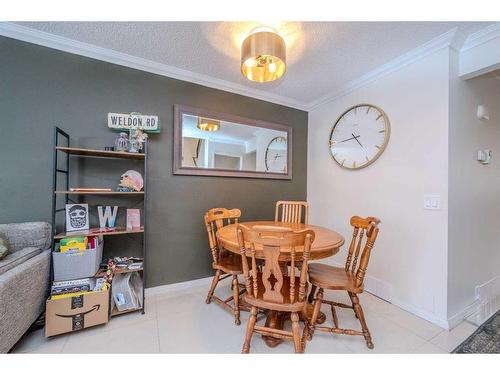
[241,25,286,83]
[197,117,220,132]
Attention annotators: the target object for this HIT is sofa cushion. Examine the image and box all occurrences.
[0,247,42,275]
[0,222,51,253]
[0,234,9,260]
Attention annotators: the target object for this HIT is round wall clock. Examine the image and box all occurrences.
[329,104,390,170]
[265,136,287,173]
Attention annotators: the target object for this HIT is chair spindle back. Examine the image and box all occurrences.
[275,201,309,224]
[204,208,241,264]
[344,216,380,288]
[237,224,315,305]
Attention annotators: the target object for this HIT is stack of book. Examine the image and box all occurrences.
[112,257,143,271]
[51,278,91,300]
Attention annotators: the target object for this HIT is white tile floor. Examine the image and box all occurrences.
[12,280,478,354]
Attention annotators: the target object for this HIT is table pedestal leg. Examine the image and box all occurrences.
[261,310,287,347]
[260,303,326,348]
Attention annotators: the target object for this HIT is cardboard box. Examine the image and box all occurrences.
[45,289,109,337]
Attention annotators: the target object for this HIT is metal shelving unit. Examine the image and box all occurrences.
[50,126,148,318]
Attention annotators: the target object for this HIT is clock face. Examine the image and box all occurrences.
[265,136,287,173]
[329,104,390,170]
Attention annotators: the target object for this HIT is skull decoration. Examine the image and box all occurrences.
[118,170,144,192]
[68,205,88,229]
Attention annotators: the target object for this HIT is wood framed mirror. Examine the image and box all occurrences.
[173,105,293,180]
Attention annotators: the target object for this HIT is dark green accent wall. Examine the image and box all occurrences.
[0,36,308,287]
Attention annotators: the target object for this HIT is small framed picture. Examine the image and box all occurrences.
[66,203,90,232]
[126,209,141,230]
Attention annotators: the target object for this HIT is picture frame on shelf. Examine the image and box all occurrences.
[126,209,141,230]
[65,203,90,232]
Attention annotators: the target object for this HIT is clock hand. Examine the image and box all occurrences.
[338,134,361,143]
[352,133,364,148]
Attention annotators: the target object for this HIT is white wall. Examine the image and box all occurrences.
[206,140,246,168]
[448,56,500,320]
[308,48,451,326]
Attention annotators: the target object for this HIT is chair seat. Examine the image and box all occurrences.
[308,263,363,293]
[244,272,307,312]
[213,251,243,274]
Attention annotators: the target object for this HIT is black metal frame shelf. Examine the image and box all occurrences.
[50,126,148,320]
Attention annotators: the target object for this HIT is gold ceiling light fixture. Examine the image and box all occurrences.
[197,117,220,132]
[241,26,286,83]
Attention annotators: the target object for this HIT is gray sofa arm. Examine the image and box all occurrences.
[0,222,51,253]
[0,249,51,353]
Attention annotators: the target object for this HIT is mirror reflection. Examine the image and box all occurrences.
[181,114,288,174]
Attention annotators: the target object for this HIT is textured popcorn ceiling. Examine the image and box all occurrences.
[17,22,492,106]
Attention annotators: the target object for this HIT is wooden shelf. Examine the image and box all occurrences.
[114,267,143,274]
[111,306,143,316]
[54,226,144,239]
[54,190,144,195]
[56,146,145,160]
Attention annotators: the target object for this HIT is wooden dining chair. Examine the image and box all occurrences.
[306,216,380,349]
[237,224,315,353]
[204,208,245,325]
[275,200,309,224]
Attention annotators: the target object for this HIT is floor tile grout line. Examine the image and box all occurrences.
[381,313,444,341]
[155,298,162,353]
[60,335,69,353]
[155,314,161,353]
[426,328,445,342]
[412,339,450,354]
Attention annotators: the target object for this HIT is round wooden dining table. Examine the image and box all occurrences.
[217,220,345,347]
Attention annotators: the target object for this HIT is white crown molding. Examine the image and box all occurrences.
[461,22,500,52]
[306,27,459,111]
[2,22,498,114]
[0,22,308,111]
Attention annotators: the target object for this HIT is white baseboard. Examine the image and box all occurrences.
[364,273,393,303]
[446,300,481,330]
[438,275,500,330]
[325,260,450,329]
[145,276,213,296]
[327,260,393,302]
[393,297,451,330]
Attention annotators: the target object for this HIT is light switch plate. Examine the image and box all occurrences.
[424,194,441,210]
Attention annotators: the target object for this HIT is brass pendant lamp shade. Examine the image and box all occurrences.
[197,117,220,132]
[241,30,286,83]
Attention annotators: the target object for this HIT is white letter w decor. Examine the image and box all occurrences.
[98,206,118,229]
